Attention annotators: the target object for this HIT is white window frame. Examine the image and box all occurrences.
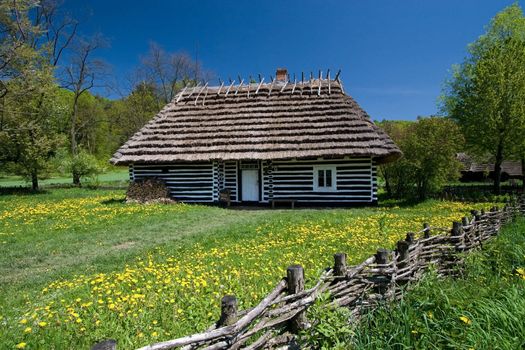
[313,166,337,192]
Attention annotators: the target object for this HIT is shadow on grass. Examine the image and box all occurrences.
[0,187,50,196]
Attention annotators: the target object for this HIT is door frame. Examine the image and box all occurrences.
[238,161,261,203]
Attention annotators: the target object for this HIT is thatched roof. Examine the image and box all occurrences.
[457,153,522,177]
[111,73,401,165]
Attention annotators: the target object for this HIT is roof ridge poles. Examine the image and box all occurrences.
[175,84,190,103]
[310,71,314,95]
[186,82,201,100]
[327,69,331,95]
[300,72,304,95]
[247,75,253,98]
[280,76,289,93]
[291,74,297,95]
[268,77,276,96]
[217,79,224,96]
[318,70,322,96]
[202,84,209,105]
[235,78,244,95]
[194,82,208,105]
[225,79,235,96]
[334,69,344,94]
[255,77,265,95]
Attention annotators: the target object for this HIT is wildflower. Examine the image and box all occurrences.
[23,327,32,333]
[19,319,28,325]
[459,315,472,325]
[152,331,158,337]
[16,343,27,349]
[38,321,47,327]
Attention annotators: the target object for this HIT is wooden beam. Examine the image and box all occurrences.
[225,80,235,96]
[235,79,244,95]
[255,77,265,95]
[268,78,276,96]
[175,85,189,103]
[194,83,208,105]
[216,81,224,96]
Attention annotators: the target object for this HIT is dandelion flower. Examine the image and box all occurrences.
[16,343,27,349]
[459,315,472,325]
[38,321,47,327]
[23,327,32,333]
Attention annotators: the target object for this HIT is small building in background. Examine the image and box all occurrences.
[457,153,523,182]
[111,68,401,205]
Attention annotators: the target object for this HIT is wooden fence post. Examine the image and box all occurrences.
[333,253,347,277]
[373,248,392,298]
[91,340,117,350]
[396,240,410,270]
[287,265,307,332]
[405,232,415,244]
[423,223,430,238]
[218,295,238,326]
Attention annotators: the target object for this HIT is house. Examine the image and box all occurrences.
[111,69,401,205]
[457,153,523,182]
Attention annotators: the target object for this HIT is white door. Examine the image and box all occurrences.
[241,169,259,201]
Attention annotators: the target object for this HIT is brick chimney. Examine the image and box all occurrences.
[276,68,287,81]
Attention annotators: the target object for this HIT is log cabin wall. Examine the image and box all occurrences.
[130,157,377,204]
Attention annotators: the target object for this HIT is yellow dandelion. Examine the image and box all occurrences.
[38,321,47,327]
[459,315,472,325]
[19,319,28,325]
[16,343,27,349]
[23,327,32,334]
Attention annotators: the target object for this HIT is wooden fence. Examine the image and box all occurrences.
[92,197,525,350]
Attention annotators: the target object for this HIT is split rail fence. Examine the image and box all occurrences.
[93,197,525,350]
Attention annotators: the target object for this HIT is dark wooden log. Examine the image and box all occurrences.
[333,253,347,277]
[451,221,462,236]
[372,248,392,297]
[91,340,117,350]
[396,240,410,269]
[375,248,389,264]
[218,295,238,326]
[405,232,415,244]
[286,265,308,332]
[423,223,431,239]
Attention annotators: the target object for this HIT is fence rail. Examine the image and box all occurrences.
[92,197,525,350]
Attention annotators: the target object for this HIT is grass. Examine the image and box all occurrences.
[303,216,525,349]
[0,188,502,349]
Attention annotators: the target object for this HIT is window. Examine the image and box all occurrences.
[313,166,336,191]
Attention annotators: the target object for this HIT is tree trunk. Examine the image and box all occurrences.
[73,172,81,186]
[522,156,525,194]
[71,94,80,186]
[31,169,39,191]
[493,141,504,195]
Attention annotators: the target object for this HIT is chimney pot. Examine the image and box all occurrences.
[276,68,287,81]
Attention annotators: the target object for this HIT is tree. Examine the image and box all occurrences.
[0,0,65,190]
[137,42,208,106]
[379,117,464,201]
[442,4,525,194]
[61,34,108,185]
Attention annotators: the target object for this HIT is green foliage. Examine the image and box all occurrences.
[299,293,354,349]
[442,3,525,192]
[350,217,525,350]
[379,117,464,200]
[59,149,102,185]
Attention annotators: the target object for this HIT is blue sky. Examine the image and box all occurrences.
[62,0,520,120]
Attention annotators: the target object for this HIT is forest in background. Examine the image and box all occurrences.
[0,0,209,189]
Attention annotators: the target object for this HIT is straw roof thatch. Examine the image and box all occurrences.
[457,153,522,177]
[111,75,401,165]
